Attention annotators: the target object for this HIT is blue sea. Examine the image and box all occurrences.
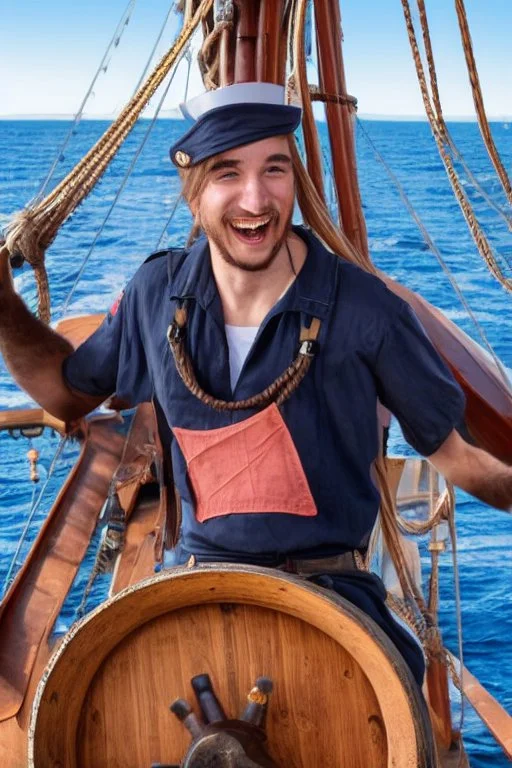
[0,118,510,766]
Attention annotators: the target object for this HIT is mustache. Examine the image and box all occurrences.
[223,209,279,224]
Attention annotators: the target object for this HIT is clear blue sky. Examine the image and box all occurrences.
[1,0,510,118]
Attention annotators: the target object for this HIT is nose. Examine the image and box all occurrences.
[237,174,270,214]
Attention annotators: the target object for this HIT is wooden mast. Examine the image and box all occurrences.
[233,0,259,82]
[255,0,284,83]
[313,0,369,263]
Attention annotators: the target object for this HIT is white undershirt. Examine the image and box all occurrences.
[225,324,259,390]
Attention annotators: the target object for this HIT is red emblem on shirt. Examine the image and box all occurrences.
[110,290,124,317]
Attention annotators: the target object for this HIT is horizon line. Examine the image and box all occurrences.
[1,112,511,123]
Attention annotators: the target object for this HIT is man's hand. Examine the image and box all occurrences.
[428,429,512,511]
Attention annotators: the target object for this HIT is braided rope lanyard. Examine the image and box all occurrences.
[167,302,321,411]
[4,0,213,323]
[400,0,512,294]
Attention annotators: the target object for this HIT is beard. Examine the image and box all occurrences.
[200,209,293,273]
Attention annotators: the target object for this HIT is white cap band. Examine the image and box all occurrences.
[180,83,288,121]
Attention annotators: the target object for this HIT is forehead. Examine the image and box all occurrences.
[214,135,291,165]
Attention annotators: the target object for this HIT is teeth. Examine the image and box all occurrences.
[231,216,271,231]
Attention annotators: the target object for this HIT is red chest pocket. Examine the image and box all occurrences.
[172,403,317,523]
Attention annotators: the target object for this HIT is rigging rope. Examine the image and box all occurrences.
[4,0,213,323]
[415,0,512,233]
[153,49,193,252]
[59,4,188,314]
[288,0,326,203]
[454,0,512,208]
[356,117,511,388]
[36,0,136,202]
[132,3,177,95]
[448,496,466,756]
[60,44,192,316]
[3,436,68,593]
[400,0,512,295]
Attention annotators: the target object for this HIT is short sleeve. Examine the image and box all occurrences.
[374,302,465,456]
[62,280,152,406]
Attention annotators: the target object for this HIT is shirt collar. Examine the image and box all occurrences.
[168,225,340,320]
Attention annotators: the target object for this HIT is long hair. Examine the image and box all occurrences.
[287,137,376,275]
[178,155,219,245]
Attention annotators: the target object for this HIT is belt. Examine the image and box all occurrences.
[183,550,359,575]
[281,551,357,575]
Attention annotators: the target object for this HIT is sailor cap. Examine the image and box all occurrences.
[170,82,302,168]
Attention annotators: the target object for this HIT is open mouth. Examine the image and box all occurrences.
[229,215,273,243]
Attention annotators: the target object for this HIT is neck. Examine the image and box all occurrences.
[210,231,307,326]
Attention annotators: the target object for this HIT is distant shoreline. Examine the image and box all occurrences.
[1,113,511,123]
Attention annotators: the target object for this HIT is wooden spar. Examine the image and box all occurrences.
[383,275,512,463]
[292,0,326,203]
[219,26,234,86]
[427,659,456,750]
[0,408,66,435]
[453,658,512,760]
[233,0,259,82]
[255,0,283,83]
[313,0,370,263]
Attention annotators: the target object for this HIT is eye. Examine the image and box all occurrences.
[266,165,286,175]
[218,170,238,180]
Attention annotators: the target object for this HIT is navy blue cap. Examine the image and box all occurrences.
[170,82,302,168]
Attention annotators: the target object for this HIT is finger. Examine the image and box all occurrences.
[0,243,15,289]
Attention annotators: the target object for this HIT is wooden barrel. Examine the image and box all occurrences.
[29,564,435,767]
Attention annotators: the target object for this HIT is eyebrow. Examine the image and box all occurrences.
[266,153,292,164]
[209,153,292,173]
[210,158,241,172]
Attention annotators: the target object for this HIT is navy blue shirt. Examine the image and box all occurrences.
[63,227,465,558]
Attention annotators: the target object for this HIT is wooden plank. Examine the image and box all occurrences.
[54,313,105,349]
[78,604,387,768]
[114,403,158,525]
[110,495,162,594]
[109,403,164,593]
[0,416,125,726]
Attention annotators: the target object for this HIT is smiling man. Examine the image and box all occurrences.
[1,83,511,690]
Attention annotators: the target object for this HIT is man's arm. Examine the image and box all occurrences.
[428,428,512,511]
[0,247,105,421]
